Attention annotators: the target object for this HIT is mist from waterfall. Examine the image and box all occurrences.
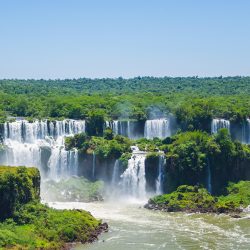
[211,119,230,134]
[0,119,85,180]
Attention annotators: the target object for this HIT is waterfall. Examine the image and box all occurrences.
[92,151,96,179]
[70,149,79,176]
[111,159,120,186]
[206,159,212,194]
[211,119,230,134]
[0,119,85,180]
[243,119,250,144]
[120,147,147,199]
[115,120,128,137]
[156,154,165,195]
[144,119,170,139]
[106,120,119,135]
[105,120,139,139]
[106,119,171,140]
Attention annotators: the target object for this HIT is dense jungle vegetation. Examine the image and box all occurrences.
[0,167,106,249]
[0,77,249,124]
[145,181,250,213]
[65,129,250,195]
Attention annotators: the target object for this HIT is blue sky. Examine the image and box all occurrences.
[0,0,250,79]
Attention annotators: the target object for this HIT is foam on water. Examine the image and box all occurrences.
[48,201,250,250]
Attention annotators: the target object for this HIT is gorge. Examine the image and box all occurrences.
[1,0,250,247]
[0,116,249,199]
[0,104,250,250]
[0,116,250,249]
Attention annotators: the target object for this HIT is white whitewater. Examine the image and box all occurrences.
[144,119,170,139]
[156,154,165,195]
[211,118,230,134]
[1,119,85,180]
[49,201,250,250]
[120,146,147,199]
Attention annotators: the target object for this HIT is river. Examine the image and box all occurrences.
[49,200,250,250]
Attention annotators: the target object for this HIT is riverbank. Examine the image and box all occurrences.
[0,167,107,249]
[49,201,250,250]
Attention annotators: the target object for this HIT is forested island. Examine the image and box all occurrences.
[0,77,250,249]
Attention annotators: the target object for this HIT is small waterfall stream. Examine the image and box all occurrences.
[243,118,250,144]
[211,119,230,134]
[106,120,134,138]
[206,159,212,194]
[111,159,120,186]
[92,151,96,179]
[156,154,165,195]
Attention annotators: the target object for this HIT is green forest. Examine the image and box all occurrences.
[0,77,249,124]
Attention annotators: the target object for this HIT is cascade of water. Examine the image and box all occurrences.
[111,159,120,186]
[1,119,85,180]
[144,119,170,139]
[104,121,110,131]
[92,151,96,179]
[211,119,230,134]
[206,159,212,194]
[107,120,136,138]
[156,154,165,195]
[119,121,126,136]
[120,147,147,199]
[243,119,250,144]
[70,149,79,176]
[110,121,119,135]
[127,121,131,138]
[3,140,41,168]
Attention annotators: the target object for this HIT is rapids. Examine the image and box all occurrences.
[49,201,250,250]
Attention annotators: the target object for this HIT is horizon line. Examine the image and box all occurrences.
[0,75,249,81]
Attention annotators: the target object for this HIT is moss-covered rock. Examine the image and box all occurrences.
[145,181,250,214]
[145,185,216,213]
